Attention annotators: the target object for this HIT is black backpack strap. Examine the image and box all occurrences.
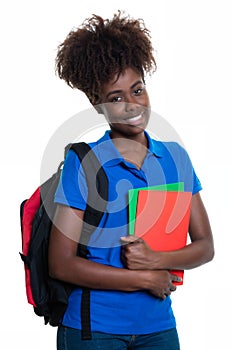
[69,142,108,240]
[66,142,108,340]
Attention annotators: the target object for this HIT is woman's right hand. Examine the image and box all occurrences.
[143,270,180,299]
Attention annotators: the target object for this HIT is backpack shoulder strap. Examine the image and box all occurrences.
[68,142,108,239]
[65,142,108,340]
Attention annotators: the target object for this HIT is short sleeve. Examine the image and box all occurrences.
[176,144,202,195]
[54,150,88,210]
[191,168,202,195]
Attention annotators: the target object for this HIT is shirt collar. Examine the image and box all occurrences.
[144,130,163,158]
[95,130,163,167]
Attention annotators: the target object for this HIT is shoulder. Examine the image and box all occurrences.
[150,137,190,162]
[66,132,109,165]
[65,140,99,164]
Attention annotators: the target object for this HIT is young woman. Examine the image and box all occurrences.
[49,11,214,350]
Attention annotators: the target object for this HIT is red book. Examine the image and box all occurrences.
[134,190,192,285]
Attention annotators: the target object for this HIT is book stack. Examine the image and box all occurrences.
[128,183,192,285]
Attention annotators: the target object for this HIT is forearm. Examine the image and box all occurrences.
[121,235,214,271]
[49,253,180,299]
[49,254,148,291]
[151,238,214,270]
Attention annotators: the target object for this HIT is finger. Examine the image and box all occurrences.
[163,290,171,299]
[120,235,142,245]
[169,284,177,292]
[170,273,183,284]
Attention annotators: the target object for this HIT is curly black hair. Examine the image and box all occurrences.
[55,11,156,105]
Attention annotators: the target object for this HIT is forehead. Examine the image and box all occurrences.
[103,67,143,93]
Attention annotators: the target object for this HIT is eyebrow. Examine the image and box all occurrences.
[105,80,143,99]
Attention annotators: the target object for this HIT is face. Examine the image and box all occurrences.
[99,67,151,139]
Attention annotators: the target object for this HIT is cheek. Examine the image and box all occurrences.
[141,92,150,107]
[103,104,126,122]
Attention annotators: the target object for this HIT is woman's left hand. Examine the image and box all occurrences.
[121,236,161,270]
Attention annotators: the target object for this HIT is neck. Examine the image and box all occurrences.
[110,130,148,150]
[109,130,148,170]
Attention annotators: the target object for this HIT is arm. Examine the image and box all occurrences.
[121,192,214,270]
[48,204,180,298]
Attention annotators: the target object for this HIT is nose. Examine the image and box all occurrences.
[124,96,139,113]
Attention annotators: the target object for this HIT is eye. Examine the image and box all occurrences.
[111,96,124,103]
[133,87,144,96]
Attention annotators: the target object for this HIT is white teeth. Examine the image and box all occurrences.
[126,115,142,122]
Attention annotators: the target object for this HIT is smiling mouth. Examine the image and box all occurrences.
[122,114,145,126]
[125,115,142,122]
[110,112,146,126]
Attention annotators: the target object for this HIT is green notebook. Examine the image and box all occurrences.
[128,182,184,235]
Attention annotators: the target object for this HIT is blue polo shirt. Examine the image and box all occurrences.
[54,130,202,334]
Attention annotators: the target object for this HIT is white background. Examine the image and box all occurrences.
[1,0,232,349]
